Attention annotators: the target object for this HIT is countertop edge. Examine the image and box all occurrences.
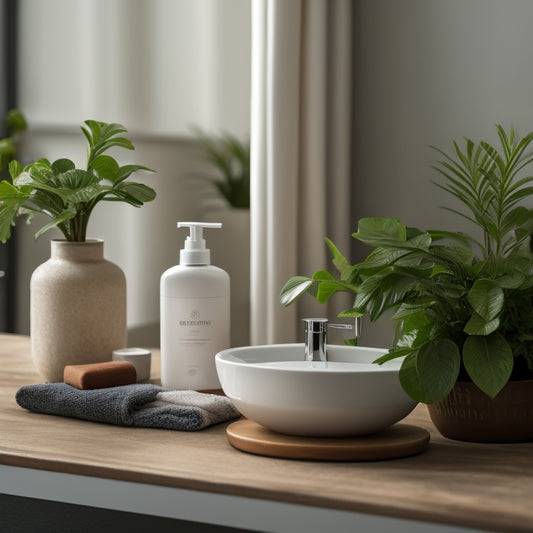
[0,452,526,533]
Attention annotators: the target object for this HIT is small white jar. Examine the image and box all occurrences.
[112,347,152,382]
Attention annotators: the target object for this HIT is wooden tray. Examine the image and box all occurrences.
[226,419,430,461]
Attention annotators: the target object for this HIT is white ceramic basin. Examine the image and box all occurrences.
[216,343,417,437]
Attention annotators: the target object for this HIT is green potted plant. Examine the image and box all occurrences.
[281,125,533,443]
[0,120,155,381]
[0,119,155,242]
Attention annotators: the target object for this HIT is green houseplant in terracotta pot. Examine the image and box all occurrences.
[281,125,533,443]
[0,120,155,381]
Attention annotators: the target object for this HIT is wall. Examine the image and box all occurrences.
[352,0,533,347]
[18,0,251,138]
[14,0,251,344]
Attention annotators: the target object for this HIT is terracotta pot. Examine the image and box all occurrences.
[30,239,127,382]
[427,380,533,443]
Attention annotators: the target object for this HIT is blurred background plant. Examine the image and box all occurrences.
[194,129,250,209]
[0,109,27,172]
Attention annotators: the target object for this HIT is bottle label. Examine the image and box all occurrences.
[177,306,214,342]
[161,296,230,390]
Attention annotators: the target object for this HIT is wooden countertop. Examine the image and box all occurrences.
[1,334,533,533]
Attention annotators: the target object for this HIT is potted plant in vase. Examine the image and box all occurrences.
[281,125,533,443]
[0,120,155,381]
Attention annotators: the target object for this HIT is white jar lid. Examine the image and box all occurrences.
[112,347,151,382]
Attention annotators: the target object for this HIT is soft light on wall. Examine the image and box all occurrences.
[18,0,251,138]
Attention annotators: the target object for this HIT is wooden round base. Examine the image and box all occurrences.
[226,420,430,461]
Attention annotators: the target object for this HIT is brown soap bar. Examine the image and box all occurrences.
[64,361,137,390]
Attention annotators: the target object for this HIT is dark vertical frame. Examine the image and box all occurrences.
[350,2,357,265]
[5,1,16,106]
[0,0,18,332]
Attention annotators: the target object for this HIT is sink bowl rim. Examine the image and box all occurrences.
[216,343,401,374]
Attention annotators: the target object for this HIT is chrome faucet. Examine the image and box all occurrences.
[302,318,354,362]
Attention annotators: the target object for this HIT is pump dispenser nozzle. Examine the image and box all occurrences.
[177,222,222,265]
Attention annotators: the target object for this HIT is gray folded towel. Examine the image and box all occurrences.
[15,383,241,431]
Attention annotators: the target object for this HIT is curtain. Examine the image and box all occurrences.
[250,0,353,344]
[0,0,17,332]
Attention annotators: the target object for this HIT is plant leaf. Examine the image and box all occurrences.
[280,276,314,306]
[53,169,99,191]
[464,313,500,335]
[357,246,410,271]
[0,180,31,242]
[34,208,76,239]
[343,338,359,346]
[316,281,344,304]
[392,301,436,320]
[325,237,348,273]
[8,159,23,179]
[394,325,432,351]
[417,339,461,401]
[353,217,407,246]
[0,138,15,159]
[399,339,460,403]
[114,164,153,185]
[312,270,335,281]
[430,265,452,277]
[51,158,75,174]
[462,333,513,398]
[91,155,119,181]
[493,273,525,289]
[337,308,364,318]
[311,271,358,304]
[93,137,134,156]
[467,279,504,320]
[6,109,27,132]
[83,120,103,145]
[114,182,156,203]
[26,162,54,184]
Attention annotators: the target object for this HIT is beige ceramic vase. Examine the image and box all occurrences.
[30,239,127,382]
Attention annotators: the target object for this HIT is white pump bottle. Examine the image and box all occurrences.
[160,222,230,391]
